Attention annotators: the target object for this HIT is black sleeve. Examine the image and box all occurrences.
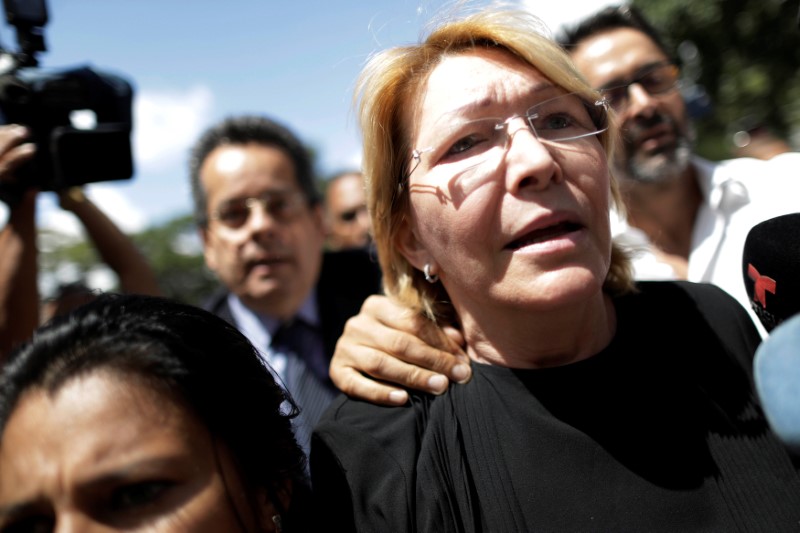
[308,431,357,532]
[674,281,762,376]
[310,395,425,533]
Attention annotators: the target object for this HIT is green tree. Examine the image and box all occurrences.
[633,0,800,159]
[39,213,220,306]
[134,214,219,305]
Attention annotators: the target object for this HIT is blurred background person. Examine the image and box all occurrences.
[323,170,371,250]
[0,293,309,532]
[188,115,381,455]
[0,124,160,360]
[559,4,800,331]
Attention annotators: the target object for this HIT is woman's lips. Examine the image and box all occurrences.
[504,221,583,250]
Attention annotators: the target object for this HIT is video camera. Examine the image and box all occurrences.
[0,0,134,204]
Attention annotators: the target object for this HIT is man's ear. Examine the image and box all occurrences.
[396,217,434,273]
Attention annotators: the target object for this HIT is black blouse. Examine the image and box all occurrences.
[312,281,800,532]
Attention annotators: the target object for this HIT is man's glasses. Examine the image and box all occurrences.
[210,190,307,229]
[598,62,680,112]
[337,205,367,223]
[409,92,609,180]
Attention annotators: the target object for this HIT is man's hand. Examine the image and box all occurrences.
[330,295,471,405]
[0,125,35,183]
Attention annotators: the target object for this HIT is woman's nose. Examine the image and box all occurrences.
[503,119,559,194]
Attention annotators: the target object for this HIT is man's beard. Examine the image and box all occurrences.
[616,111,694,185]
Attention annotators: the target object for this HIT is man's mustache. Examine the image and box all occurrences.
[623,112,673,145]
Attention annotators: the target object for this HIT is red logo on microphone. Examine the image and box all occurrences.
[748,263,776,308]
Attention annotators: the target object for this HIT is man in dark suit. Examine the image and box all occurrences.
[188,115,381,453]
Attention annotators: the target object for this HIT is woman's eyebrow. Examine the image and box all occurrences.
[438,82,561,119]
[75,456,183,493]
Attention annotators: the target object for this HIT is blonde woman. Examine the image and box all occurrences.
[311,7,800,532]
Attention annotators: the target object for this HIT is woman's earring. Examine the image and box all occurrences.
[272,514,283,533]
[424,263,439,283]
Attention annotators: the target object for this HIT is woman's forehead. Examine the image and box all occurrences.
[424,49,549,111]
[409,49,557,140]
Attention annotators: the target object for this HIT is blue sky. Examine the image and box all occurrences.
[0,0,612,234]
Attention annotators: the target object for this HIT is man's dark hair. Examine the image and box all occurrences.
[323,169,363,199]
[558,4,678,65]
[0,293,310,529]
[189,114,319,226]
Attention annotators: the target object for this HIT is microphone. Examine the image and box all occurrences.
[754,313,800,454]
[742,213,800,333]
[744,213,800,452]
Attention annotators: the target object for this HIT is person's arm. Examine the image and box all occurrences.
[0,192,40,358]
[58,187,162,297]
[329,295,471,405]
[0,126,39,358]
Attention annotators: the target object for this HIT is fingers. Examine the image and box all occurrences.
[330,365,410,406]
[329,295,472,404]
[359,295,471,382]
[0,125,35,182]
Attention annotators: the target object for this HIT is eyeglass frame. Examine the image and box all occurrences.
[209,189,310,230]
[596,61,680,112]
[407,92,610,180]
[336,205,368,223]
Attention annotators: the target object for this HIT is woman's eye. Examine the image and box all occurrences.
[447,134,483,156]
[1,515,54,533]
[445,122,498,157]
[109,481,171,512]
[541,113,572,130]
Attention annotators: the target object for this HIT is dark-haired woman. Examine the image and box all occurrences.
[0,294,308,532]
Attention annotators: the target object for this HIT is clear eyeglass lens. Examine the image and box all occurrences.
[413,92,607,178]
[214,192,303,228]
[602,63,678,110]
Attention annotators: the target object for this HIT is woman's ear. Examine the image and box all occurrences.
[396,217,435,273]
[257,479,292,533]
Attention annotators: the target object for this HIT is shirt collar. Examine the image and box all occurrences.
[227,291,320,343]
[691,156,751,215]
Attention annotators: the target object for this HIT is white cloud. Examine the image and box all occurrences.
[38,185,148,235]
[133,85,215,174]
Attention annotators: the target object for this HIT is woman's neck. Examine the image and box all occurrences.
[459,291,617,369]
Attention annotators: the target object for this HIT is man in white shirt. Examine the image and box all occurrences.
[561,5,799,334]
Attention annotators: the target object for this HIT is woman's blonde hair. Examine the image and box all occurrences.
[357,6,634,325]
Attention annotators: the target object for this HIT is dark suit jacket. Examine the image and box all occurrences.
[203,247,382,450]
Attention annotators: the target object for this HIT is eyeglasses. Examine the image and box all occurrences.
[210,190,307,229]
[409,92,609,179]
[337,205,367,223]
[597,62,680,112]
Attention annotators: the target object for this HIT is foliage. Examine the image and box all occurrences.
[633,0,800,159]
[133,214,220,306]
[39,213,220,307]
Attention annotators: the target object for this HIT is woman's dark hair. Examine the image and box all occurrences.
[0,293,307,528]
